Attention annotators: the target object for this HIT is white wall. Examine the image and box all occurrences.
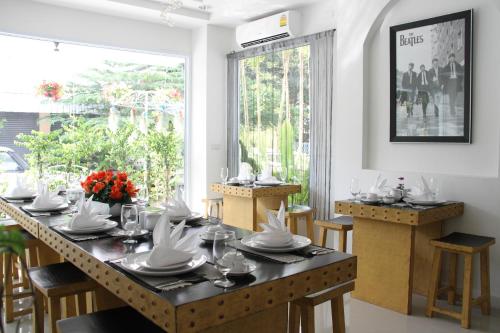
[296,0,500,303]
[0,0,191,55]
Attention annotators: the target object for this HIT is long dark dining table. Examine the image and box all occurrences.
[0,198,357,333]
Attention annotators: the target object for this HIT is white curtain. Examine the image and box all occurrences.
[309,30,335,220]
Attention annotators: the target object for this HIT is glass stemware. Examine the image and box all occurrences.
[220,167,229,184]
[67,188,84,213]
[350,178,361,200]
[213,230,236,288]
[121,204,139,244]
[137,185,149,207]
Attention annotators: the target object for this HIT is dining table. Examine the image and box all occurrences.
[210,183,301,232]
[0,197,356,333]
[335,199,464,315]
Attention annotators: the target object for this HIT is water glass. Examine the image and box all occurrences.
[67,188,84,212]
[213,230,236,288]
[121,204,139,244]
[350,178,361,200]
[137,185,149,207]
[220,167,229,184]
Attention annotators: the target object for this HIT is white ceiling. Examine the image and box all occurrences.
[32,0,325,29]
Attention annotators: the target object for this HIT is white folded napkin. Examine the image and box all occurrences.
[411,176,435,201]
[147,212,199,267]
[258,175,280,183]
[68,196,107,230]
[89,200,110,215]
[163,187,191,217]
[32,184,64,209]
[4,175,35,198]
[256,201,293,247]
[369,173,387,194]
[238,162,253,181]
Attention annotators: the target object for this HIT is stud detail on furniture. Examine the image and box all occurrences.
[289,281,355,333]
[426,232,495,329]
[315,216,353,252]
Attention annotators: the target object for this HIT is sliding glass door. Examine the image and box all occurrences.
[238,45,310,204]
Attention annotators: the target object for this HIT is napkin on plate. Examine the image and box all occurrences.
[369,173,387,194]
[411,176,435,201]
[256,201,293,247]
[147,212,199,267]
[4,175,35,198]
[32,184,64,209]
[238,162,253,181]
[68,196,107,230]
[163,187,191,217]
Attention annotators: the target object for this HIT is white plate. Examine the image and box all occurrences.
[406,200,444,206]
[254,181,283,186]
[133,252,193,271]
[170,213,203,223]
[23,203,69,212]
[252,239,294,248]
[199,232,216,242]
[58,220,118,234]
[4,194,36,200]
[360,198,380,204]
[121,253,207,276]
[228,262,257,277]
[241,234,311,253]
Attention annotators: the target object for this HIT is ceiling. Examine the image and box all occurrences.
[32,0,325,29]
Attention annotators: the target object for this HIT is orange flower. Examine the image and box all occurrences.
[126,181,138,197]
[105,170,114,182]
[92,182,105,194]
[117,172,128,182]
[96,171,106,180]
[109,185,123,200]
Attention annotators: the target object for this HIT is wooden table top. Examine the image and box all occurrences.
[0,198,355,333]
[335,200,464,226]
[211,183,301,198]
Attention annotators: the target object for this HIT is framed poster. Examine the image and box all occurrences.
[390,10,473,143]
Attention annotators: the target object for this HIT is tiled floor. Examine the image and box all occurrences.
[4,294,499,332]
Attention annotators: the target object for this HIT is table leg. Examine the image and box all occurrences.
[352,217,415,314]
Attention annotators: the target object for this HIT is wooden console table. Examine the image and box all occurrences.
[335,200,464,314]
[211,183,301,231]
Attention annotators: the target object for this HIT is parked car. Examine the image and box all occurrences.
[0,146,28,173]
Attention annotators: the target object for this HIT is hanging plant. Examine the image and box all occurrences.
[37,81,63,101]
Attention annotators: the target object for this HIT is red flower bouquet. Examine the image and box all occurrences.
[38,81,63,101]
[81,170,138,205]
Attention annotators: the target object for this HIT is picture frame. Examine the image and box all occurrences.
[390,10,473,143]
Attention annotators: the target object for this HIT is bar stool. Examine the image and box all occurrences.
[30,262,97,333]
[3,228,42,323]
[289,281,354,333]
[57,306,164,333]
[271,205,315,240]
[315,216,353,252]
[202,197,223,219]
[426,232,495,329]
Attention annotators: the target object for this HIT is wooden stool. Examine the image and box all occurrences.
[202,198,223,219]
[315,216,353,252]
[271,205,315,240]
[289,281,354,333]
[30,262,97,333]
[3,228,42,323]
[426,232,495,329]
[57,306,164,333]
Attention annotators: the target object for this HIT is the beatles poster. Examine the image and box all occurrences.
[390,10,472,143]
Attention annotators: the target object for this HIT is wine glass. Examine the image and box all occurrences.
[429,177,439,200]
[213,230,236,288]
[67,188,84,213]
[137,185,149,208]
[279,166,288,183]
[121,204,139,244]
[350,178,361,200]
[220,167,229,184]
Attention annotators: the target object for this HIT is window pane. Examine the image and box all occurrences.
[238,45,310,204]
[0,35,185,201]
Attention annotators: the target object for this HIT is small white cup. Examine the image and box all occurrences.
[367,192,378,200]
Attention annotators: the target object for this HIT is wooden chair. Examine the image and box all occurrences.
[271,205,315,240]
[30,262,97,333]
[289,281,354,333]
[202,198,223,219]
[3,227,42,323]
[315,216,353,252]
[57,306,165,333]
[426,232,495,329]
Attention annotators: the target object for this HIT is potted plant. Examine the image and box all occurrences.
[80,170,138,216]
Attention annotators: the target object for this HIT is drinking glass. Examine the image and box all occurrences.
[137,185,149,207]
[429,177,439,200]
[121,204,139,244]
[220,167,229,184]
[67,188,84,213]
[279,166,288,183]
[213,230,236,288]
[350,178,361,200]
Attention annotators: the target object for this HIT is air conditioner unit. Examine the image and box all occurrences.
[236,11,301,49]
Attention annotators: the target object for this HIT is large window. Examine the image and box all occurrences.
[238,45,310,203]
[0,35,185,201]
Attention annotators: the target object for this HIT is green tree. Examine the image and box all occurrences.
[15,130,61,179]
